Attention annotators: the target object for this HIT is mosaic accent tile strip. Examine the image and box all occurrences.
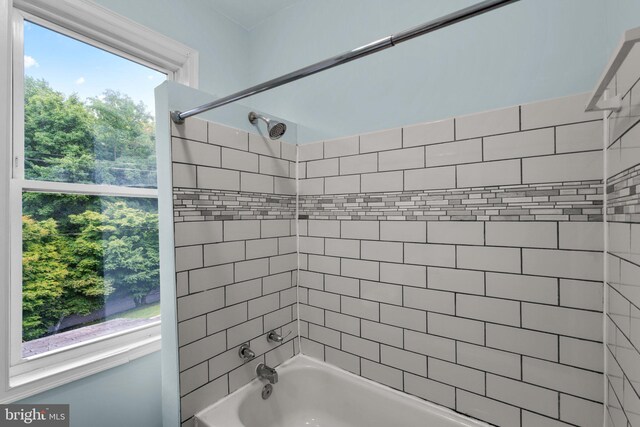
[173,188,297,221]
[299,180,603,222]
[607,163,640,223]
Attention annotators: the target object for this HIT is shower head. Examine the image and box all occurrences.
[248,112,287,140]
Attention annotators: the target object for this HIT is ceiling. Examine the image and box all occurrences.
[209,0,301,31]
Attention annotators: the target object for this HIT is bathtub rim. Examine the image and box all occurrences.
[194,353,491,427]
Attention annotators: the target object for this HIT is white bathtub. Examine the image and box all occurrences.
[195,355,488,427]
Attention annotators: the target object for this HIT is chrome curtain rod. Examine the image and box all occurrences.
[171,0,520,124]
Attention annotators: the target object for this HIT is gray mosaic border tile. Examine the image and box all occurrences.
[300,181,603,222]
[607,163,640,223]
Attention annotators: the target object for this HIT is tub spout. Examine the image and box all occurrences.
[256,363,278,384]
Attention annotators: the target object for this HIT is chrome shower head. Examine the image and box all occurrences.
[248,112,287,140]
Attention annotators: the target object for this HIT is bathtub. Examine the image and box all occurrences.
[195,355,488,427]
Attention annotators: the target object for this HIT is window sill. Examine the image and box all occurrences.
[2,325,160,403]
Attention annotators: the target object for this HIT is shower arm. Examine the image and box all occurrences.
[171,0,520,124]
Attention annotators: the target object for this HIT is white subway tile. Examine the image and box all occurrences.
[180,362,208,396]
[426,139,482,167]
[234,258,269,282]
[559,222,603,251]
[245,238,278,259]
[556,121,603,153]
[308,254,340,275]
[298,141,323,161]
[177,272,189,297]
[172,117,207,142]
[362,320,403,347]
[429,358,485,394]
[197,166,239,191]
[559,336,603,372]
[339,153,377,175]
[559,279,602,311]
[457,390,521,427]
[172,138,221,167]
[325,238,360,258]
[379,147,424,171]
[204,241,245,266]
[404,243,455,267]
[189,264,234,293]
[269,253,297,274]
[341,295,379,321]
[404,373,455,409]
[307,158,339,178]
[381,345,426,376]
[361,171,404,192]
[522,303,602,341]
[380,221,427,243]
[308,220,340,238]
[206,304,247,334]
[249,133,281,157]
[221,147,258,172]
[456,106,519,139]
[299,177,323,195]
[178,316,206,347]
[324,275,359,297]
[427,267,485,294]
[523,151,602,184]
[487,374,559,417]
[341,258,378,281]
[229,356,265,393]
[176,245,203,272]
[457,342,521,379]
[457,245,521,273]
[457,159,521,188]
[486,221,557,249]
[560,394,603,427]
[299,270,323,290]
[226,279,261,305]
[259,155,290,177]
[342,334,380,362]
[325,311,360,336]
[381,304,426,332]
[361,359,403,390]
[324,135,359,158]
[300,337,324,360]
[484,128,554,161]
[180,376,227,422]
[173,163,197,188]
[248,293,279,318]
[280,141,297,161]
[361,241,403,262]
[263,271,293,294]
[457,294,520,326]
[361,280,403,305]
[427,313,484,345]
[227,317,263,348]
[486,324,558,361]
[523,248,602,281]
[309,324,341,347]
[241,171,273,193]
[175,221,223,247]
[404,330,455,361]
[403,119,455,147]
[404,166,456,191]
[486,272,558,304]
[309,289,340,312]
[224,220,260,241]
[380,263,426,288]
[404,287,454,314]
[276,176,296,195]
[523,357,603,402]
[300,304,324,325]
[209,122,248,151]
[360,128,402,153]
[324,175,360,194]
[521,93,600,129]
[179,331,226,370]
[427,221,483,245]
[299,236,324,255]
[325,347,360,374]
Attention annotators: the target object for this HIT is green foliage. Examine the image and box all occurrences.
[21,78,160,342]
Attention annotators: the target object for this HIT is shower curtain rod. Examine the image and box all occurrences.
[171,0,520,124]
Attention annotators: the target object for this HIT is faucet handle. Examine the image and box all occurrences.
[267,329,292,343]
[238,343,255,361]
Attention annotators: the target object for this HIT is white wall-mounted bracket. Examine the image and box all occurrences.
[586,26,640,112]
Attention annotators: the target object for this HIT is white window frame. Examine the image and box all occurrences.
[0,0,198,402]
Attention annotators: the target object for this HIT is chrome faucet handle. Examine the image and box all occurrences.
[267,329,292,343]
[238,343,255,361]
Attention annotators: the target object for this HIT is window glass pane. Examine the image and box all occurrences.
[23,21,165,188]
[21,192,159,357]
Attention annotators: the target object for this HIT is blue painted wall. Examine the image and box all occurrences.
[247,0,640,143]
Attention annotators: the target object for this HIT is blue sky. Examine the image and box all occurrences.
[24,21,165,115]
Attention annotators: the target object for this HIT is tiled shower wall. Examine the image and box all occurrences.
[170,118,299,426]
[297,93,606,427]
[606,46,640,426]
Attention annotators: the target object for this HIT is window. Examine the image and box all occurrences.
[1,0,197,401]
